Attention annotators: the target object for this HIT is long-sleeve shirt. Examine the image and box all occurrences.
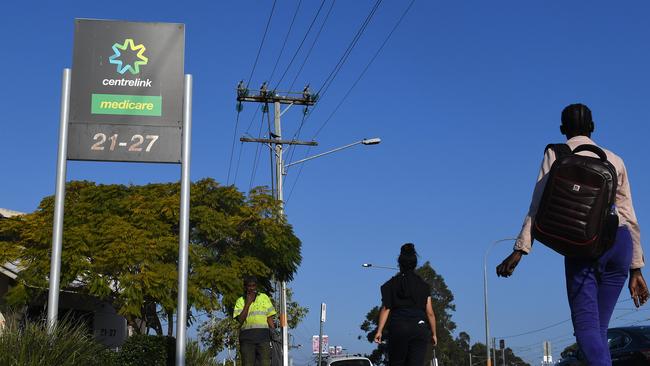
[514,135,644,269]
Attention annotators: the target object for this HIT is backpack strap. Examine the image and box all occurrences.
[544,143,572,159]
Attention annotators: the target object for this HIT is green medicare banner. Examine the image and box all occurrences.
[91,94,162,116]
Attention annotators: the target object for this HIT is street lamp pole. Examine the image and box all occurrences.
[271,100,380,366]
[483,238,516,366]
[361,263,398,271]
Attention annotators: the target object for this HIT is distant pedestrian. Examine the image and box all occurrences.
[234,276,276,366]
[496,103,649,366]
[374,243,437,366]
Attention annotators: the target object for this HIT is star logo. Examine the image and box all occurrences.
[108,39,149,75]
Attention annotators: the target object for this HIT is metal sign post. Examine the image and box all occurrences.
[47,69,71,330]
[175,74,192,366]
[48,19,188,365]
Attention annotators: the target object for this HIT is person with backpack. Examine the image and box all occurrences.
[496,103,648,366]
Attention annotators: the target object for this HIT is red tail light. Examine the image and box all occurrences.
[641,348,650,360]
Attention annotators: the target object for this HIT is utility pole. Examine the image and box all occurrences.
[492,337,497,366]
[499,339,505,366]
[236,82,316,366]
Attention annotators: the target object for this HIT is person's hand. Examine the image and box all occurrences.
[431,334,437,346]
[496,250,524,278]
[374,331,383,344]
[245,291,256,304]
[629,269,649,308]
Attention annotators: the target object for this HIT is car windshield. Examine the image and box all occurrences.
[330,360,372,366]
[630,327,650,342]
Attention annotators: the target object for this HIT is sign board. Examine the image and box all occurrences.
[68,19,184,163]
[93,304,127,348]
[312,335,329,354]
[320,303,327,322]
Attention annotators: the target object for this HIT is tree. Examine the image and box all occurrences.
[470,342,530,366]
[0,178,302,337]
[359,262,530,366]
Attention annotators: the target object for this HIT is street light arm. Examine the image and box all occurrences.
[361,263,398,270]
[284,138,381,171]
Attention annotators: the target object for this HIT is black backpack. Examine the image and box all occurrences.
[532,143,619,258]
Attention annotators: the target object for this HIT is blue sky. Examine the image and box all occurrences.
[2,1,650,364]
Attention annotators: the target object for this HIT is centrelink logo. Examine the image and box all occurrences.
[104,38,152,88]
[109,38,148,74]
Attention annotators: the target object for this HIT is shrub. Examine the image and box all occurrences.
[0,316,109,366]
[186,339,219,366]
[116,334,175,366]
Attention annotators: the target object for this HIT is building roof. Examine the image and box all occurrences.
[0,208,25,218]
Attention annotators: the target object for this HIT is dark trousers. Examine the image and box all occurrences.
[565,227,633,366]
[240,340,271,366]
[388,318,430,366]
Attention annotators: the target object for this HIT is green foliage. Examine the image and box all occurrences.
[186,339,219,366]
[359,262,530,366]
[0,179,302,336]
[470,342,530,366]
[0,316,109,366]
[199,315,240,356]
[116,334,175,366]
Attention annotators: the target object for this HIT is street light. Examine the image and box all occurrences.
[483,238,517,366]
[361,263,398,270]
[276,136,381,365]
[283,138,381,173]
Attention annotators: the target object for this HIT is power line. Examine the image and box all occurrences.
[246,0,277,88]
[497,318,572,339]
[312,0,415,139]
[249,108,268,192]
[273,0,327,90]
[287,0,337,93]
[291,0,382,138]
[315,0,382,98]
[268,0,303,85]
[285,145,313,206]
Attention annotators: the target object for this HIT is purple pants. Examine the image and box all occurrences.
[565,226,633,366]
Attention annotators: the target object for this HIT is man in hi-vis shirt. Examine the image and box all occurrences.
[234,276,276,366]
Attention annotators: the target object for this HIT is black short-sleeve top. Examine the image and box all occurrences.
[380,271,430,319]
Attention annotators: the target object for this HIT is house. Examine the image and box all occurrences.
[0,208,127,347]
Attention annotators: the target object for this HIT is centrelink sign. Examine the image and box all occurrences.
[68,19,184,163]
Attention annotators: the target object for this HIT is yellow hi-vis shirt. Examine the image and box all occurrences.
[234,293,276,331]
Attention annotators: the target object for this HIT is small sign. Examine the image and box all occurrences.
[68,19,184,163]
[312,335,329,354]
[321,303,327,322]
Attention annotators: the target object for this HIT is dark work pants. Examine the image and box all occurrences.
[240,340,271,366]
[388,318,430,366]
[565,227,633,366]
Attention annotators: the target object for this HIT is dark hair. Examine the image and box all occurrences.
[243,276,258,285]
[561,103,594,137]
[398,243,418,272]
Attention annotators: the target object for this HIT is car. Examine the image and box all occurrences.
[324,355,373,366]
[558,326,650,365]
[607,326,650,365]
[555,356,582,366]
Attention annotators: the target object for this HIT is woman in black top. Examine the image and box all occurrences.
[374,243,437,366]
